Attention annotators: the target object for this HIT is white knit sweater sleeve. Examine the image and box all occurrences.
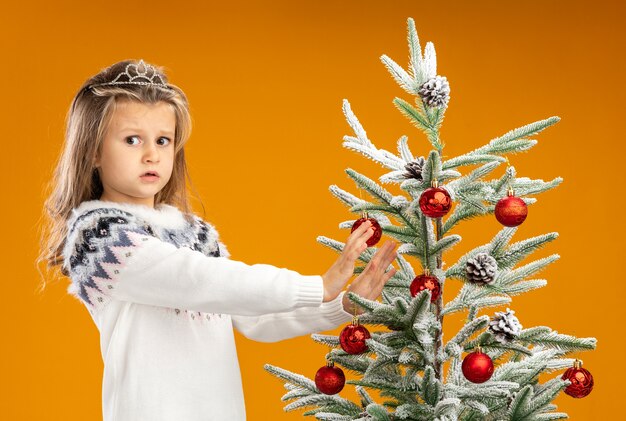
[231,291,353,342]
[63,210,323,316]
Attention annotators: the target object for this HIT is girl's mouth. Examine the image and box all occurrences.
[140,172,160,182]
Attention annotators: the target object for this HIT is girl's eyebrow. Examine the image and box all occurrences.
[119,127,175,137]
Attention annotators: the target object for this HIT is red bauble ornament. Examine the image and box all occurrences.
[419,181,452,218]
[315,362,345,395]
[495,188,528,227]
[561,360,594,398]
[351,217,382,247]
[410,273,441,302]
[462,349,494,383]
[339,320,371,354]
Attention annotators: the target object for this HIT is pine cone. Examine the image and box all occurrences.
[489,308,523,344]
[403,156,425,180]
[465,252,497,284]
[418,75,450,108]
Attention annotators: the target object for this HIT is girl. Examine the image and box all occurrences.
[38,59,398,420]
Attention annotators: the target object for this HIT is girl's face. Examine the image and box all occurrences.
[94,99,176,208]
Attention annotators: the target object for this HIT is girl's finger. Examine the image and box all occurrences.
[359,241,391,275]
[345,223,374,249]
[348,220,372,239]
[383,243,398,266]
[381,267,397,284]
[372,241,396,271]
[341,226,370,257]
[376,241,393,261]
[370,240,391,260]
[346,229,375,259]
[382,249,398,270]
[356,227,375,245]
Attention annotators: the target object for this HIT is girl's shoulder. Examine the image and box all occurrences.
[64,200,229,268]
[66,200,189,233]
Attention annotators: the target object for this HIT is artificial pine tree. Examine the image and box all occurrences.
[265,18,597,420]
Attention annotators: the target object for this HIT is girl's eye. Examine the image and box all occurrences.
[125,136,171,146]
[125,136,140,145]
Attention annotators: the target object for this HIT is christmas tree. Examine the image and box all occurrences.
[264,18,596,420]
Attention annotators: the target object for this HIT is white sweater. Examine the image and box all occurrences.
[62,200,352,420]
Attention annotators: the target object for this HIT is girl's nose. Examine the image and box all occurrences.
[143,142,160,163]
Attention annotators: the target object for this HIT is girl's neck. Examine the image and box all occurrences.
[99,193,154,209]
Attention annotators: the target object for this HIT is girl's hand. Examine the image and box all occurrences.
[342,240,397,315]
[321,220,376,302]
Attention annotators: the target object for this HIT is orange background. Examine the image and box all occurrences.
[2,0,623,419]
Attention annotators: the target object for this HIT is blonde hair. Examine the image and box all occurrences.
[36,59,204,291]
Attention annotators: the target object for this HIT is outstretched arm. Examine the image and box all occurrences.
[64,209,324,316]
[232,240,398,342]
[231,291,352,342]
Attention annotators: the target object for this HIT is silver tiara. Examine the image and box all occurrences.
[89,60,171,89]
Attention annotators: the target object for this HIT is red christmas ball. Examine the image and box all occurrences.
[495,193,527,227]
[419,187,452,218]
[561,360,594,398]
[410,274,441,302]
[315,363,345,395]
[339,322,371,354]
[462,350,494,383]
[351,217,382,247]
